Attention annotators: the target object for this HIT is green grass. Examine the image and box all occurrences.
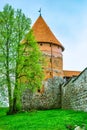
[0,108,87,130]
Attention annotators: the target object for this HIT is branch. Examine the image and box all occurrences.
[17,74,27,79]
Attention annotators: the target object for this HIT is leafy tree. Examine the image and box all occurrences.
[0,4,44,114]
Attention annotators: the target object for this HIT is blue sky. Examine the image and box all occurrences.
[0,0,87,71]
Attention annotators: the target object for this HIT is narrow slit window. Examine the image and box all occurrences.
[40,43,43,46]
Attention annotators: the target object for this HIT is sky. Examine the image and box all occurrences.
[0,0,87,71]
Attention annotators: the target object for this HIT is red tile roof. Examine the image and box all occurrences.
[63,70,81,77]
[32,16,64,51]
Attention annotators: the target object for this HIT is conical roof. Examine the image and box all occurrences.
[32,15,64,51]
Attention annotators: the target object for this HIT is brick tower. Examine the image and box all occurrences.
[32,15,64,79]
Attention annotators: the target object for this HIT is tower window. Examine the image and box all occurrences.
[50,72,53,76]
[50,72,51,75]
[50,58,52,62]
[38,89,40,92]
[40,43,43,46]
[58,46,59,48]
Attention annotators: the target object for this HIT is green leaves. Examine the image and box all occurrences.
[0,4,44,112]
[19,30,44,91]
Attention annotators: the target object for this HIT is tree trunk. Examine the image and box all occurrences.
[12,86,21,113]
[7,76,13,114]
[6,54,13,114]
[12,57,21,113]
[6,40,13,114]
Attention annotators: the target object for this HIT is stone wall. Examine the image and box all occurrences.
[22,68,87,112]
[62,68,87,112]
[22,77,64,110]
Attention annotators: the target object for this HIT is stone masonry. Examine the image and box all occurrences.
[22,68,87,112]
[62,68,87,112]
[22,77,63,110]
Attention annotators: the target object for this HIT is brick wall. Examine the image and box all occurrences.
[38,43,63,78]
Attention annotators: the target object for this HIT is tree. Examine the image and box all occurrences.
[0,4,15,113]
[0,4,44,114]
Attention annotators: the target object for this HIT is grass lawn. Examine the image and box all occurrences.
[0,108,87,130]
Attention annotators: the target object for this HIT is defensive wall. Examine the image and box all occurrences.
[22,68,87,112]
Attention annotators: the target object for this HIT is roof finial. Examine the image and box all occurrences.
[38,8,41,16]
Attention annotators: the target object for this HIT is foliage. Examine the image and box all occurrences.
[0,108,87,130]
[18,30,44,91]
[0,4,44,114]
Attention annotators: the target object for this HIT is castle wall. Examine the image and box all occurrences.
[62,68,87,112]
[22,77,63,110]
[38,43,63,79]
[39,43,62,57]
